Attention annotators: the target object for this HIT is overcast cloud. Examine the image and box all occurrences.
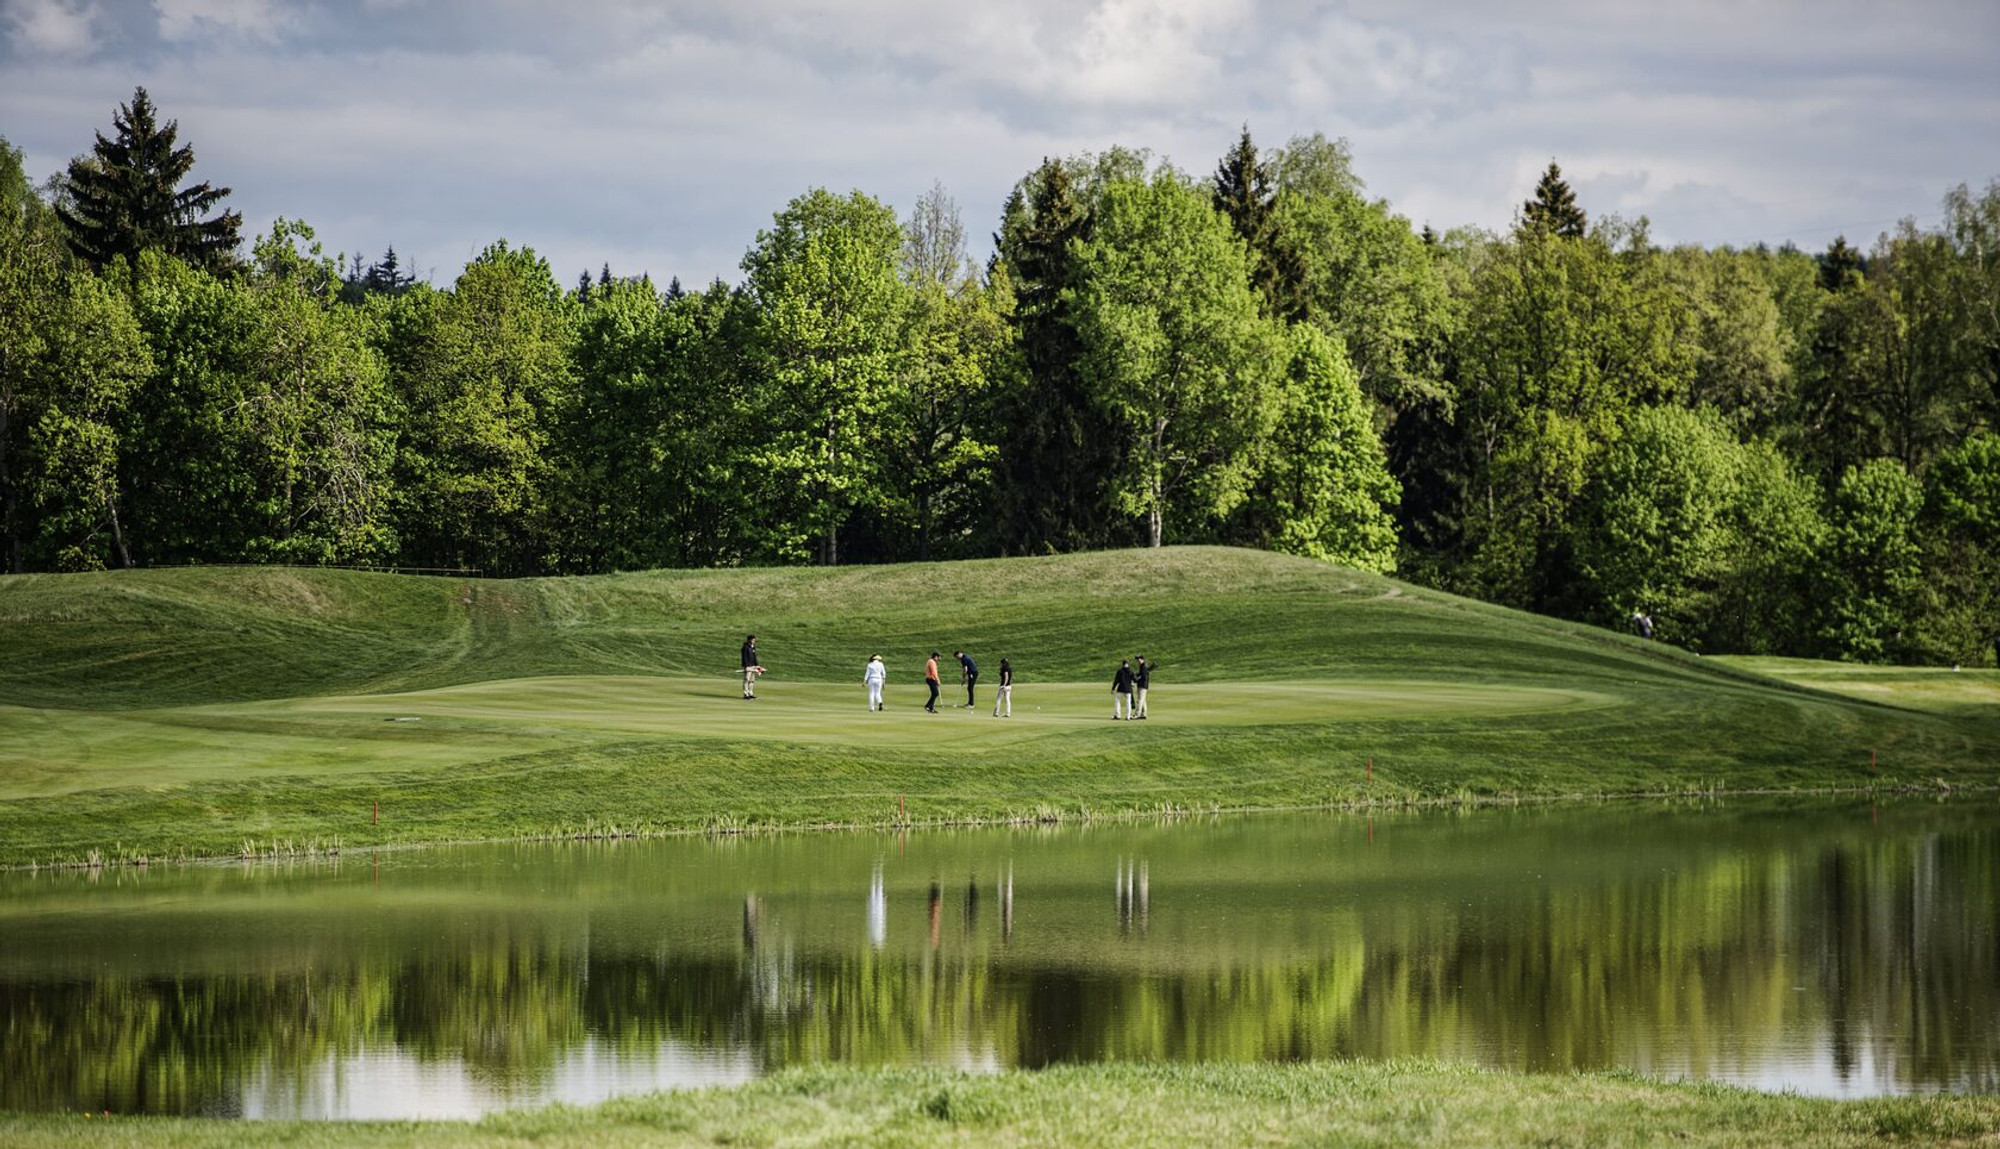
[4,0,1997,286]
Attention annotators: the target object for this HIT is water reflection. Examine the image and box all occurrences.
[0,799,1994,1118]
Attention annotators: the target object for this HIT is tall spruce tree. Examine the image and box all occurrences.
[57,87,242,273]
[1521,161,1587,238]
[991,158,1119,553]
[1212,126,1304,320]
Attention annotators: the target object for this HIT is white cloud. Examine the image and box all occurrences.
[2,0,1995,282]
[4,0,99,56]
[155,0,287,42]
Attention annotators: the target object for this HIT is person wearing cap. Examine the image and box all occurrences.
[1111,658,1135,720]
[924,652,942,713]
[863,654,887,712]
[1133,655,1153,719]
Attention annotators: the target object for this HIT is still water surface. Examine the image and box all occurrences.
[2,799,1994,1118]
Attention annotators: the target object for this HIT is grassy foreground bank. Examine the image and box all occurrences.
[3,1062,1997,1147]
[4,547,1997,866]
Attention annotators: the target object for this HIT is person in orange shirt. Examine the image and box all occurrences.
[924,651,942,713]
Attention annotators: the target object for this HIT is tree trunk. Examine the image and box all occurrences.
[0,402,16,573]
[917,487,931,563]
[109,500,133,569]
[1147,477,1163,548]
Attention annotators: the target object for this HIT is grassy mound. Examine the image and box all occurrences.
[2,547,1994,865]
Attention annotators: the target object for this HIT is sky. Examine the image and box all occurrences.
[3,0,1998,288]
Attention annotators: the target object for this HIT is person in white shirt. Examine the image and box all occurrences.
[863,654,888,712]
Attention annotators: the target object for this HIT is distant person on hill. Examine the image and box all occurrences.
[1112,658,1135,720]
[956,650,979,708]
[864,654,887,712]
[1133,656,1152,719]
[925,652,942,713]
[741,635,763,700]
[993,658,1013,718]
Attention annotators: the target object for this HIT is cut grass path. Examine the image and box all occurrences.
[3,547,1995,866]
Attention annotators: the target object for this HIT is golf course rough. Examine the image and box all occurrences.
[2,546,1996,867]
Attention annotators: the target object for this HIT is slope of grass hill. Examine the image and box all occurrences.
[2,547,1995,866]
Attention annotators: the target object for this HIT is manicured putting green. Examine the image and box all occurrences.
[0,675,1605,797]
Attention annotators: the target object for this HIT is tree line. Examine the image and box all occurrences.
[3,88,1997,665]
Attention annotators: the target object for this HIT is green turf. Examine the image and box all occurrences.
[3,547,1995,866]
[3,1062,1996,1147]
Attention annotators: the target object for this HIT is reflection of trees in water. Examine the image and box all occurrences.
[3,823,1995,1114]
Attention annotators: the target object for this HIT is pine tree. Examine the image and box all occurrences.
[991,158,1118,552]
[56,87,242,273]
[1212,126,1305,320]
[1520,161,1587,239]
[362,246,412,295]
[1818,235,1864,292]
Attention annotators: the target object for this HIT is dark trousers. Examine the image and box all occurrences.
[964,673,978,707]
[926,680,940,711]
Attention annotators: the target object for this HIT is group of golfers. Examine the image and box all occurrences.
[738,635,1153,720]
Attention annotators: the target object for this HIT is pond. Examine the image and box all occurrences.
[1,798,1994,1118]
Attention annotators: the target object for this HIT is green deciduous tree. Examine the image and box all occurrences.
[1450,225,1696,609]
[56,87,242,274]
[386,241,573,573]
[0,159,150,571]
[1237,326,1400,570]
[1915,432,2000,664]
[1815,458,1924,662]
[876,184,1004,561]
[1067,173,1283,547]
[1576,405,1743,644]
[741,188,908,565]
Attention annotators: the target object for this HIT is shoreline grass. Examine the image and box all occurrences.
[2,1061,1996,1147]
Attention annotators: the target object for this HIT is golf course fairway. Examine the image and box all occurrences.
[3,546,1996,867]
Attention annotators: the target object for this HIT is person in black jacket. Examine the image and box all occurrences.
[1112,659,1135,720]
[740,635,763,699]
[992,658,1013,718]
[1133,656,1152,719]
[955,650,979,708]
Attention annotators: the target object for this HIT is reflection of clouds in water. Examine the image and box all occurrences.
[868,863,886,950]
[240,1040,758,1120]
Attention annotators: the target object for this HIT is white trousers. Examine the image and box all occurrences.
[743,667,760,696]
[1134,686,1148,717]
[1114,692,1131,718]
[993,685,1011,716]
[867,683,883,710]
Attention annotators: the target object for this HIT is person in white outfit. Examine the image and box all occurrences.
[993,658,1013,717]
[864,654,887,711]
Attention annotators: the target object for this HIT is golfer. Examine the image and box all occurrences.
[993,658,1013,718]
[956,650,979,708]
[741,635,763,699]
[1112,658,1135,720]
[1133,656,1152,719]
[864,654,887,712]
[924,652,942,713]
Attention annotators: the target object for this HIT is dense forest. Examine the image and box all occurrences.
[3,89,1997,665]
